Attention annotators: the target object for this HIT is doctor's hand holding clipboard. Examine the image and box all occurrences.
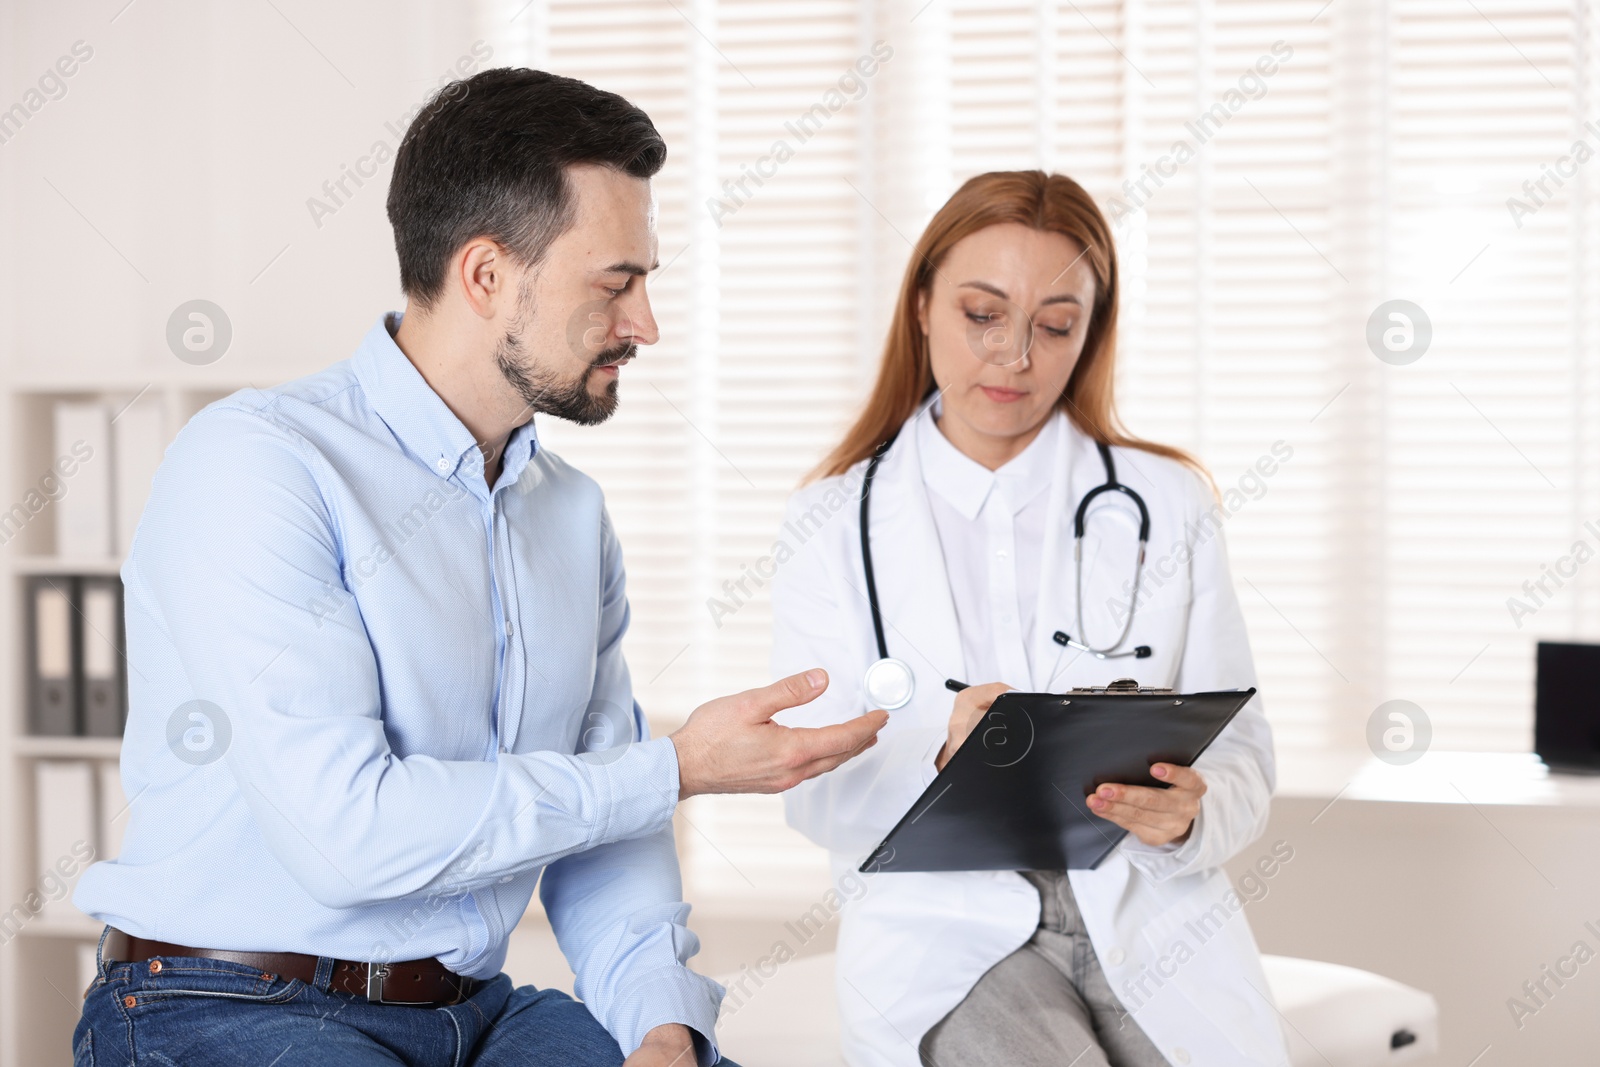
[768,169,1289,1067]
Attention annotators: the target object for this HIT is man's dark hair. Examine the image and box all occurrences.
[387,67,666,310]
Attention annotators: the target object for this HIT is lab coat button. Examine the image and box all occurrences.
[1173,1048,1190,1065]
[1106,947,1126,966]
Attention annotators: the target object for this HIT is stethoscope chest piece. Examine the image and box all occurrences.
[863,656,916,711]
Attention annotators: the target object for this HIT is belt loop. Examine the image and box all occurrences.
[94,925,111,980]
[312,954,337,991]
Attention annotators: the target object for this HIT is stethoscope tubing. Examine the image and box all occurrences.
[859,433,899,663]
[1072,442,1150,659]
[859,430,1152,707]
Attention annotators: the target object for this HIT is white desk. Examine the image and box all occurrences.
[1275,748,1600,807]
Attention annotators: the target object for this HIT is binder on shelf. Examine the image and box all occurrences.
[80,577,126,738]
[112,398,165,558]
[54,401,113,558]
[34,760,97,922]
[98,759,130,861]
[27,576,79,736]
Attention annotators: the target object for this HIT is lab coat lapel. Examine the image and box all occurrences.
[864,409,966,697]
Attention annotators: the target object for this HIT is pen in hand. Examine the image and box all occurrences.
[944,679,969,693]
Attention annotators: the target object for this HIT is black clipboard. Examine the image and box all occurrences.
[859,684,1256,873]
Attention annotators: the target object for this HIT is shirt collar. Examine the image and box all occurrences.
[353,312,539,489]
[917,395,1058,520]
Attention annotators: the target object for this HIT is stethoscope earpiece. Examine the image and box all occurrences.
[1052,631,1152,660]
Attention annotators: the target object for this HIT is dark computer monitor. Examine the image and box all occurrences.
[1535,641,1600,773]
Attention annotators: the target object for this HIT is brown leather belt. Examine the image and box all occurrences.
[101,927,481,1006]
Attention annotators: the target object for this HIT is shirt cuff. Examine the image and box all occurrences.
[610,963,727,1065]
[589,735,681,845]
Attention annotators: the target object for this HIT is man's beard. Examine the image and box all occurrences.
[494,296,632,427]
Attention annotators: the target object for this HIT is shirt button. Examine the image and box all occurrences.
[498,744,507,754]
[1105,947,1125,966]
[505,619,514,638]
[436,457,450,471]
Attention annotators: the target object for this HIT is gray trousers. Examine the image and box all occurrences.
[918,870,1169,1067]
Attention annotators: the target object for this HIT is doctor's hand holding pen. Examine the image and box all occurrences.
[935,681,1016,771]
[942,678,1205,846]
[670,668,889,798]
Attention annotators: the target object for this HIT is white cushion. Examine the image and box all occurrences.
[716,952,1438,1067]
[1262,955,1439,1067]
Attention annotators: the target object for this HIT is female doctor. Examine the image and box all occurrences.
[769,171,1289,1067]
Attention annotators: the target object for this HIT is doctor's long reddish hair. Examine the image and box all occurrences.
[808,170,1205,483]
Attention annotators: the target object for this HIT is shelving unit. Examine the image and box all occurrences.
[0,382,247,1067]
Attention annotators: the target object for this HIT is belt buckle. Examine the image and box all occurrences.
[365,962,410,1005]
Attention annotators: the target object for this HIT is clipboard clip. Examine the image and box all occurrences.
[1069,677,1175,695]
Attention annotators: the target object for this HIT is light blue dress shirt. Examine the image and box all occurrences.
[73,312,725,1060]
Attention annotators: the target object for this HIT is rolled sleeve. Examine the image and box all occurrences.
[612,963,726,1064]
[539,819,726,1064]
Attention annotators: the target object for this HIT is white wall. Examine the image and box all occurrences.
[1,0,484,387]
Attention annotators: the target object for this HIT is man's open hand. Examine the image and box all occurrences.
[669,669,888,798]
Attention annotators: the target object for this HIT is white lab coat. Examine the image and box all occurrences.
[770,406,1292,1067]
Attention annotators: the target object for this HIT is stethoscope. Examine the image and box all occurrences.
[859,429,1153,712]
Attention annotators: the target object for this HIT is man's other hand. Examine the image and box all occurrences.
[624,1023,697,1067]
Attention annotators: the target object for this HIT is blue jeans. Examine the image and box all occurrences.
[73,926,738,1066]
